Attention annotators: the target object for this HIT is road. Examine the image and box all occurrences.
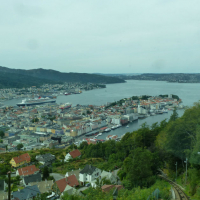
[50,173,65,181]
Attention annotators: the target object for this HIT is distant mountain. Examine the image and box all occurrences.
[0,66,126,86]
[0,71,61,89]
[124,73,200,83]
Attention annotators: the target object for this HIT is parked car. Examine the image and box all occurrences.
[85,183,91,187]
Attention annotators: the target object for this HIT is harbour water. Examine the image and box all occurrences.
[3,80,200,140]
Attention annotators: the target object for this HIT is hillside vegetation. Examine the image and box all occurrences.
[0,71,61,88]
[0,66,125,85]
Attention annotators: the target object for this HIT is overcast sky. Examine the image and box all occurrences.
[0,0,200,73]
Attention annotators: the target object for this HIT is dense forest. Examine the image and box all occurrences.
[0,71,61,88]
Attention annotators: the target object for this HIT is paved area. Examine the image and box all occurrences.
[50,173,65,181]
[77,186,88,192]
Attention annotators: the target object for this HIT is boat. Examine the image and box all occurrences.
[106,135,118,140]
[126,125,129,128]
[16,97,56,106]
[111,125,118,130]
[104,128,111,132]
[116,124,122,128]
[138,114,146,119]
[85,131,99,136]
[64,92,71,95]
[162,109,168,113]
[59,103,72,109]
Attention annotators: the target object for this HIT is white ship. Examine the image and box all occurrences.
[17,97,56,106]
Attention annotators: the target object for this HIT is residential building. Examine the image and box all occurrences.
[12,185,41,200]
[29,180,54,194]
[23,173,42,186]
[16,165,40,176]
[64,149,81,162]
[79,164,101,187]
[10,153,31,167]
[52,175,79,195]
[36,153,55,166]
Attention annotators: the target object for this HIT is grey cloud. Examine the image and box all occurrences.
[0,0,200,73]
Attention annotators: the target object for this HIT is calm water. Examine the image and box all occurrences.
[3,80,200,139]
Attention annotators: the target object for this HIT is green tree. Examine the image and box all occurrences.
[0,131,4,139]
[43,166,49,180]
[79,141,88,150]
[123,147,154,188]
[31,117,39,123]
[169,108,178,122]
[16,143,23,150]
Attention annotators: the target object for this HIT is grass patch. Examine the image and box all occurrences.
[52,158,104,174]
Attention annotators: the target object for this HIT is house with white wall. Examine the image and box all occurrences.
[79,164,101,187]
[64,149,81,162]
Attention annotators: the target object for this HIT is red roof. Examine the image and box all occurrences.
[69,149,81,158]
[56,175,79,192]
[13,153,31,164]
[66,175,79,187]
[17,165,39,176]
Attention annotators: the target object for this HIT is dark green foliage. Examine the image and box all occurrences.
[31,118,39,123]
[0,66,125,85]
[79,141,88,150]
[169,108,178,122]
[131,96,139,100]
[16,143,23,150]
[122,147,155,188]
[0,71,61,89]
[159,94,180,100]
[42,166,49,180]
[0,130,4,138]
[140,95,151,100]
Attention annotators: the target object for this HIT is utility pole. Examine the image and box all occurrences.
[7,171,11,200]
[184,158,188,185]
[175,162,177,181]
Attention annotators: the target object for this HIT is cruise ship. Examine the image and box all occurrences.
[17,97,56,106]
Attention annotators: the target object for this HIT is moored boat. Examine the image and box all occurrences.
[111,125,118,130]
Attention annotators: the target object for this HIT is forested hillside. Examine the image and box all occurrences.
[0,66,125,84]
[0,71,61,88]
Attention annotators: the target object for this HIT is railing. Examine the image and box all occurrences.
[159,175,190,200]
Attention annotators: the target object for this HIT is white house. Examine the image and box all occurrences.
[64,149,81,162]
[79,164,101,187]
